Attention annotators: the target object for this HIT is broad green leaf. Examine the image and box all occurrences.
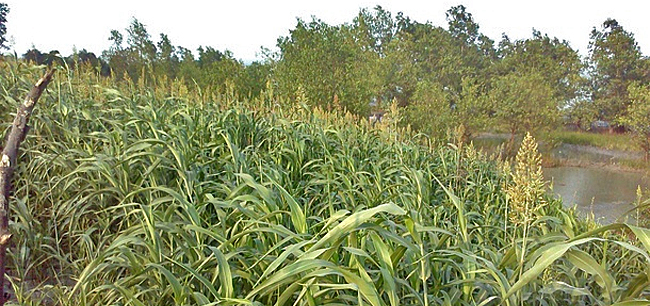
[565,249,614,300]
[209,246,234,298]
[308,203,406,252]
[629,225,650,254]
[506,238,597,299]
[147,263,184,304]
[270,178,307,234]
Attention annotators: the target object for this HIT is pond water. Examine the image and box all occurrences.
[544,167,650,224]
[473,135,648,224]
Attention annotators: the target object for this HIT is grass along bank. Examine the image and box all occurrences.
[2,63,650,305]
[546,131,648,171]
[475,130,649,171]
[551,130,638,152]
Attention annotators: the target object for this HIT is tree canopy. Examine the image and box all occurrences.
[7,6,650,143]
[588,18,649,122]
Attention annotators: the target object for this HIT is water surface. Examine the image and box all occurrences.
[544,167,650,224]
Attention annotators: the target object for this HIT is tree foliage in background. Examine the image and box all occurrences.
[6,5,650,145]
[406,77,489,140]
[380,5,496,140]
[497,29,583,105]
[405,81,449,138]
[102,18,157,82]
[93,18,269,97]
[620,83,650,159]
[126,18,157,66]
[588,18,648,122]
[446,5,496,73]
[354,5,397,57]
[156,33,179,79]
[489,72,559,148]
[22,49,63,66]
[274,18,363,112]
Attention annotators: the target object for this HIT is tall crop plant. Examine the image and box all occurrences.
[0,61,649,305]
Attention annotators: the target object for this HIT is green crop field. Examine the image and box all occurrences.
[1,62,650,305]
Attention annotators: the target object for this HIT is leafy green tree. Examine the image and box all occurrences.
[274,17,369,113]
[23,48,44,63]
[405,81,449,138]
[108,29,123,48]
[497,30,583,106]
[72,49,101,68]
[588,18,646,121]
[445,5,496,77]
[620,83,650,160]
[489,72,559,148]
[102,18,157,82]
[406,77,489,140]
[176,46,200,83]
[126,18,156,65]
[565,97,599,130]
[343,7,399,110]
[454,77,491,136]
[205,55,244,96]
[354,5,396,56]
[385,5,493,103]
[124,18,156,83]
[102,29,129,78]
[190,47,244,94]
[197,46,226,67]
[239,61,272,98]
[381,21,446,105]
[380,5,495,137]
[22,48,64,66]
[156,33,179,79]
[446,5,479,47]
[65,48,109,75]
[0,3,8,50]
[354,8,418,107]
[271,5,500,120]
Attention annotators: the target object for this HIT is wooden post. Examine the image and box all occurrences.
[0,69,54,305]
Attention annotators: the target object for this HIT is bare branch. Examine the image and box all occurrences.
[0,69,54,305]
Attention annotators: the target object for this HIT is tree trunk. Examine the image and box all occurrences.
[0,69,54,305]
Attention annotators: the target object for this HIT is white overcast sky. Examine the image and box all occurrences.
[3,1,649,61]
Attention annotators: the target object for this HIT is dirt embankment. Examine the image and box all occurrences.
[474,133,648,172]
[547,143,646,172]
[555,143,643,160]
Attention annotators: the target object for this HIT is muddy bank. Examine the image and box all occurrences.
[547,143,646,173]
[551,143,643,164]
[473,133,647,172]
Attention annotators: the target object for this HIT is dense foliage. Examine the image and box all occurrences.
[1,59,650,305]
[8,5,650,144]
[2,4,650,305]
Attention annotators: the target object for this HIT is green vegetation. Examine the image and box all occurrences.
[588,19,649,124]
[490,72,559,150]
[620,83,650,160]
[551,131,637,152]
[2,58,650,305]
[1,2,650,305]
[6,5,650,150]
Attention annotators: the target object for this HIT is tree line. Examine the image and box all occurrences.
[2,4,650,148]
